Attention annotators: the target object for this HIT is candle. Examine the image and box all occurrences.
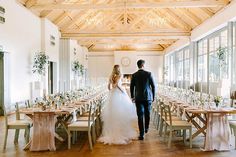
[59,80,60,92]
[64,81,66,92]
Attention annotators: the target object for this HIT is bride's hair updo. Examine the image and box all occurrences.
[110,65,121,85]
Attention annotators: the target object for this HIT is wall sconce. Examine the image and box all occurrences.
[0,6,5,24]
[50,35,56,46]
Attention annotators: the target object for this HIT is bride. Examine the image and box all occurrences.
[98,65,137,145]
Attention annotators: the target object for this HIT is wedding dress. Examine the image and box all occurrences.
[98,80,137,145]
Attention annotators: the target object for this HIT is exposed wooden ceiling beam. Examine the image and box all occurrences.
[199,8,214,17]
[163,9,192,31]
[78,40,176,45]
[39,10,52,18]
[183,9,202,25]
[31,0,228,11]
[62,28,188,34]
[60,10,90,30]
[53,11,69,25]
[62,32,190,40]
[25,0,37,8]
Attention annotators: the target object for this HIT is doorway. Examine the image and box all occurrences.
[48,61,57,94]
[0,52,4,115]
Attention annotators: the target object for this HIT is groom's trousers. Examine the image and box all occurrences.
[135,100,152,137]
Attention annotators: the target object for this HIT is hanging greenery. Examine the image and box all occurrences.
[32,52,49,76]
[164,66,168,76]
[80,64,85,76]
[72,60,85,76]
[216,46,228,68]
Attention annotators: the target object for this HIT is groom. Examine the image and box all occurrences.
[130,59,156,140]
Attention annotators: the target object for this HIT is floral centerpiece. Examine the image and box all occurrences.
[214,96,222,107]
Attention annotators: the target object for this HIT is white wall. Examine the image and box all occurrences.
[59,39,87,91]
[136,52,164,83]
[0,0,41,108]
[88,51,164,83]
[88,52,114,79]
[41,18,61,94]
[0,0,62,110]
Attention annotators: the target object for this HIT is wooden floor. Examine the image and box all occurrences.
[0,115,236,157]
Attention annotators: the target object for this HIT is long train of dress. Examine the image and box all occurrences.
[98,87,137,145]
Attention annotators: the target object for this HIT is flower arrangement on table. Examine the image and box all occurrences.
[54,93,66,107]
[214,96,222,107]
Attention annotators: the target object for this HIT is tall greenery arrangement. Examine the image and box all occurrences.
[32,52,49,76]
[72,60,84,76]
[216,46,228,68]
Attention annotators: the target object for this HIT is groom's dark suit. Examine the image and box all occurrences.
[130,69,156,138]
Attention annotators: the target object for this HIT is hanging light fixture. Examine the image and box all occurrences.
[147,14,167,27]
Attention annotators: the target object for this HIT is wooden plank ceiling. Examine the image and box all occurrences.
[18,0,231,52]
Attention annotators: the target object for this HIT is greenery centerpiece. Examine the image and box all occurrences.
[32,52,49,76]
[214,96,222,108]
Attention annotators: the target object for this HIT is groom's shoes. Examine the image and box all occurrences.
[145,129,149,134]
[138,136,144,140]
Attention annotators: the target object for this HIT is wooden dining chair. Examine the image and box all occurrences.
[67,102,96,150]
[14,102,33,144]
[3,104,32,149]
[158,101,182,137]
[152,98,161,130]
[162,103,192,148]
[77,99,101,136]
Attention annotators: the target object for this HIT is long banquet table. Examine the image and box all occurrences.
[19,90,108,151]
[159,94,236,151]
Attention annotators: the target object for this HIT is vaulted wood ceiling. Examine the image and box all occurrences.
[18,0,231,52]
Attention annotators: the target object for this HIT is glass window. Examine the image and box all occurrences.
[183,48,190,89]
[176,50,183,88]
[197,39,208,92]
[233,23,236,85]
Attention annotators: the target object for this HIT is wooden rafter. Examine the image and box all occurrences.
[183,9,202,25]
[62,32,190,40]
[40,10,52,18]
[53,11,69,24]
[25,0,37,8]
[62,28,189,34]
[31,0,229,11]
[17,0,231,52]
[78,39,176,45]
[199,8,214,17]
[60,10,90,30]
[163,9,192,31]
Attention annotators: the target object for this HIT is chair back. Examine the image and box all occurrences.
[2,104,8,126]
[15,102,20,120]
[163,103,172,127]
[25,99,32,108]
[88,100,96,127]
[159,101,164,119]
